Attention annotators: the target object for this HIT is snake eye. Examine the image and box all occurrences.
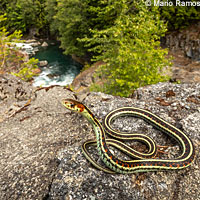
[70,103,75,108]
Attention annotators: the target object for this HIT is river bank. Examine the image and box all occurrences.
[18,39,83,87]
[9,21,200,93]
[33,43,82,87]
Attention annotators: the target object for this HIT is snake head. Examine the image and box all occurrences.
[61,99,85,113]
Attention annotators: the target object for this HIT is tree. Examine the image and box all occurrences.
[1,0,47,34]
[0,15,39,80]
[81,0,171,97]
[45,0,87,56]
[0,15,23,71]
[159,0,200,30]
[45,0,113,56]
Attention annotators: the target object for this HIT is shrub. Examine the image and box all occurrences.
[0,15,39,80]
[81,1,171,97]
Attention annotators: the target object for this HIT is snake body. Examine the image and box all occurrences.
[62,99,195,174]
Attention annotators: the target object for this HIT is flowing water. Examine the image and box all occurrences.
[33,43,82,87]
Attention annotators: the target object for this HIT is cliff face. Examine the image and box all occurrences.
[0,74,199,199]
[164,23,200,61]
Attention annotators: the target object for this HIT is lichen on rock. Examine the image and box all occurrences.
[0,74,199,199]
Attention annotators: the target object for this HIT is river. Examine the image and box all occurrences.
[33,43,82,87]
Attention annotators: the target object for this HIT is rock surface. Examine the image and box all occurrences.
[71,61,105,94]
[0,74,75,199]
[72,53,200,95]
[170,51,200,83]
[39,60,48,67]
[42,41,49,47]
[164,23,200,61]
[0,74,199,199]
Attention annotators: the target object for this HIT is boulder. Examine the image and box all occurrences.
[25,39,37,43]
[39,60,48,67]
[30,41,41,47]
[49,83,200,200]
[31,68,41,74]
[0,74,199,199]
[0,74,74,199]
[41,41,48,47]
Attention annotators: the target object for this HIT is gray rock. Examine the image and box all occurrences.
[25,39,37,43]
[165,24,200,60]
[0,74,75,199]
[0,75,199,199]
[30,41,41,47]
[39,60,48,67]
[71,61,105,95]
[185,47,193,58]
[42,42,48,47]
[49,83,200,200]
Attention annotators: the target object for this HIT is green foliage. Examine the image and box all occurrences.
[45,0,115,56]
[0,15,23,70]
[1,0,47,34]
[81,0,171,97]
[0,15,39,81]
[1,0,200,40]
[45,0,94,56]
[12,58,39,81]
[80,62,91,72]
[44,0,171,97]
[45,0,57,28]
[159,0,200,30]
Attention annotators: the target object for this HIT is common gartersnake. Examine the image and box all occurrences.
[62,99,195,174]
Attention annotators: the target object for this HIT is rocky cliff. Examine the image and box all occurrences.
[165,23,200,61]
[0,74,199,199]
